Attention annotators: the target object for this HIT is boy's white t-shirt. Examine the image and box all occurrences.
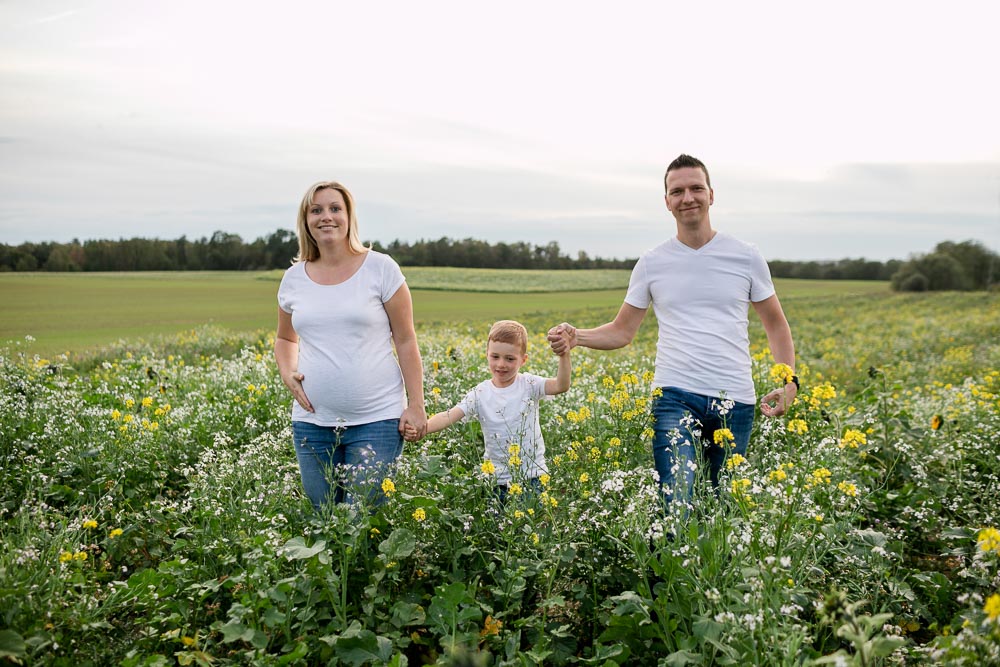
[624,232,775,404]
[456,372,550,484]
[277,251,407,426]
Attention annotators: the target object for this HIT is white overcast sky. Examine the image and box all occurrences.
[1,0,998,261]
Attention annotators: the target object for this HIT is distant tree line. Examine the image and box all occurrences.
[369,238,633,269]
[1,233,995,291]
[0,231,300,272]
[768,258,903,281]
[0,233,634,272]
[889,240,997,292]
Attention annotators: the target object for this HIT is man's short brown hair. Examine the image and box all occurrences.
[664,154,711,192]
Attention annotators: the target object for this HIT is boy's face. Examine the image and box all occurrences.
[487,340,527,388]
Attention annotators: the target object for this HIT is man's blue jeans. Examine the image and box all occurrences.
[651,387,754,504]
[292,419,402,510]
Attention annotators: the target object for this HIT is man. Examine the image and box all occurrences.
[548,154,796,504]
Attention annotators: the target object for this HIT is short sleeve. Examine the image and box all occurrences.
[623,255,651,309]
[276,265,296,313]
[748,245,776,303]
[378,253,407,303]
[524,374,548,401]
[456,386,480,423]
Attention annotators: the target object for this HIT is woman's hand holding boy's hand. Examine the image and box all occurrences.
[402,422,422,442]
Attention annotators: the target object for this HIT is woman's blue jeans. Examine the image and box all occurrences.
[292,419,402,510]
[651,387,754,505]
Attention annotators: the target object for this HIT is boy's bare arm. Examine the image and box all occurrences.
[425,405,467,434]
[545,348,572,395]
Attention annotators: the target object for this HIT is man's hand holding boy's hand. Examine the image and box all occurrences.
[547,323,576,356]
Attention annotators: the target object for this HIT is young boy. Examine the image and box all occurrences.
[406,320,571,496]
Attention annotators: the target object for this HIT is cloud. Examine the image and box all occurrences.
[1,1,998,262]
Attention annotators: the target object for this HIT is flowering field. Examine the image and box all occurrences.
[1,288,999,665]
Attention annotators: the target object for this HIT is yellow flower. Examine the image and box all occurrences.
[985,593,1000,622]
[609,437,622,447]
[82,519,98,529]
[787,419,808,435]
[509,483,523,496]
[181,636,196,647]
[770,363,794,385]
[531,533,540,545]
[579,473,589,483]
[839,429,867,450]
[508,454,522,467]
[111,409,121,421]
[109,528,123,538]
[412,508,426,522]
[507,444,520,456]
[814,514,824,522]
[381,478,396,495]
[539,473,550,487]
[931,415,943,430]
[810,468,833,485]
[514,510,525,519]
[731,478,752,495]
[838,481,858,497]
[480,615,503,638]
[124,398,135,409]
[725,453,746,470]
[713,429,734,446]
[977,527,1000,553]
[141,396,153,408]
[73,551,88,561]
[810,383,837,403]
[769,468,787,483]
[59,551,73,563]
[481,460,496,475]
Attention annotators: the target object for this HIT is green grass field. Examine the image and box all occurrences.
[0,271,889,357]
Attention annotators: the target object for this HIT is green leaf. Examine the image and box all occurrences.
[280,536,327,560]
[390,601,426,628]
[379,528,416,560]
[332,627,393,667]
[693,616,724,643]
[0,629,26,659]
[664,649,701,666]
[217,620,254,644]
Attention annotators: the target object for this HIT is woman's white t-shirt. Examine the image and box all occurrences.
[277,251,407,426]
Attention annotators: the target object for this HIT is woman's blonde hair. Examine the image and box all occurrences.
[294,181,367,262]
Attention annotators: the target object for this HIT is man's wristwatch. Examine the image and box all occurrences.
[788,375,800,391]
